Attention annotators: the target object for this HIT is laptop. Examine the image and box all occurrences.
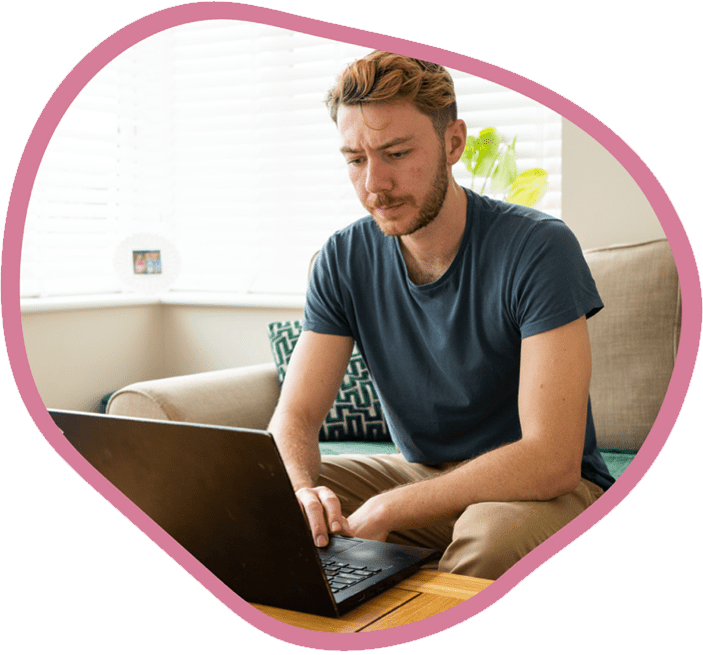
[49,409,440,617]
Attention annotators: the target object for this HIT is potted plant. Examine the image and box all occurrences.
[461,127,549,208]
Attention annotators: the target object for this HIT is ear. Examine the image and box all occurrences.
[444,119,467,166]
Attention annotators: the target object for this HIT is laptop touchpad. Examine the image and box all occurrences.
[320,536,363,556]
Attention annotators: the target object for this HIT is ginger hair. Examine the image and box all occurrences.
[326,51,458,136]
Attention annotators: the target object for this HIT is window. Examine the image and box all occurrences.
[21,20,561,300]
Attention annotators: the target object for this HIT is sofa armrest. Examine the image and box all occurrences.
[106,362,281,431]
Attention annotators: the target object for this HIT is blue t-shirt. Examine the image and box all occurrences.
[304,189,615,491]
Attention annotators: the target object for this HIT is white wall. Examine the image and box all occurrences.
[21,117,668,411]
[561,119,664,248]
[160,304,304,378]
[21,303,305,412]
[21,304,165,412]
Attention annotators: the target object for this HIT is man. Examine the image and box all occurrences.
[267,51,614,580]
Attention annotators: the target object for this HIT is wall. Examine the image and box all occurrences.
[160,304,304,378]
[21,117,667,412]
[21,304,165,412]
[21,302,305,411]
[561,119,665,248]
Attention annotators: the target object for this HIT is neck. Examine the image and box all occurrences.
[399,181,467,284]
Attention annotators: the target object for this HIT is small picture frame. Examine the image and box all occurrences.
[132,250,162,275]
[115,234,179,293]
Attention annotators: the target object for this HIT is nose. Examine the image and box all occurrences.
[364,157,393,195]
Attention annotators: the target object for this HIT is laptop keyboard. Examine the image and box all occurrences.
[321,560,382,592]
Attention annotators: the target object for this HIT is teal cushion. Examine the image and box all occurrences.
[599,447,637,480]
[320,441,399,457]
[267,320,391,442]
[99,392,115,413]
[319,443,636,481]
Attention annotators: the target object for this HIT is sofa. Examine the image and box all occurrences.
[106,238,681,483]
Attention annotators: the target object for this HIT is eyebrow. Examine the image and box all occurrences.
[340,136,415,155]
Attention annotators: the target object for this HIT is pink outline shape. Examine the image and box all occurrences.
[2,2,701,650]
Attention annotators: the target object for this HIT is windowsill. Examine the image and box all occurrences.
[20,291,307,313]
[161,292,306,309]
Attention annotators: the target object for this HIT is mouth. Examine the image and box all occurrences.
[372,202,404,217]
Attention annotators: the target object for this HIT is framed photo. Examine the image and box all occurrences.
[132,250,162,275]
[115,234,180,293]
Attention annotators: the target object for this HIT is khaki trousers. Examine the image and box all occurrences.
[318,453,605,581]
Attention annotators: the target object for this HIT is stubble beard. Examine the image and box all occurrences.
[368,150,450,238]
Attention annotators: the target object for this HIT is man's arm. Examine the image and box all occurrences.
[345,315,592,541]
[267,329,354,545]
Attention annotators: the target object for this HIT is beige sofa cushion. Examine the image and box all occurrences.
[585,239,680,450]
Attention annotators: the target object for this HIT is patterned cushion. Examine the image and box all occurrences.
[267,320,391,442]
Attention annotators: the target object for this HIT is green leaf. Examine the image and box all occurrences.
[490,137,517,193]
[473,128,501,177]
[506,168,548,207]
[461,135,480,172]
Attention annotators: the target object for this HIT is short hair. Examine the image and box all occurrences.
[326,51,458,136]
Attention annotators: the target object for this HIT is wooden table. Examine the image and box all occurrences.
[252,570,492,632]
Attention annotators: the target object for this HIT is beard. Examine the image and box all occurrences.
[367,148,450,238]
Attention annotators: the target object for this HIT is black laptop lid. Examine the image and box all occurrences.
[50,410,338,617]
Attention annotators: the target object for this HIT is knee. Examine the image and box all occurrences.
[438,502,544,580]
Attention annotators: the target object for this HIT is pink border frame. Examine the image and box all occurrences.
[3,2,701,650]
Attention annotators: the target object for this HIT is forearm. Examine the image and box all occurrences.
[266,330,353,492]
[268,402,351,547]
[356,317,592,539]
[351,436,582,538]
[268,406,323,491]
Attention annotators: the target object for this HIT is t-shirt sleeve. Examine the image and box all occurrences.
[302,237,354,337]
[512,219,603,338]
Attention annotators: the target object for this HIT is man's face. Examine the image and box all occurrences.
[337,101,450,237]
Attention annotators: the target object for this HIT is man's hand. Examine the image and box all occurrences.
[296,487,394,545]
[295,485,351,547]
[346,495,391,542]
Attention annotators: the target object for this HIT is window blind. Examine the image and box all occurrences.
[21,65,123,297]
[21,19,561,299]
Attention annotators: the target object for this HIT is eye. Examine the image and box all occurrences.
[387,150,408,160]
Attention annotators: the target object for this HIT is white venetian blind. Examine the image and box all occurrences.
[20,19,561,299]
[20,65,122,297]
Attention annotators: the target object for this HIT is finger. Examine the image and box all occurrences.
[296,488,330,547]
[315,486,348,535]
